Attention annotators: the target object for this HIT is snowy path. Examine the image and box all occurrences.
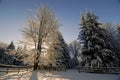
[0,69,120,80]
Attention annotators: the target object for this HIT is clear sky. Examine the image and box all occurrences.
[0,0,120,45]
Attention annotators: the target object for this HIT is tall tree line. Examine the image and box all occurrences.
[21,5,120,68]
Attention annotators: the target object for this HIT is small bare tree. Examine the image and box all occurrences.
[21,5,59,70]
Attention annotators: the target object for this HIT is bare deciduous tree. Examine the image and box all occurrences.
[21,5,59,70]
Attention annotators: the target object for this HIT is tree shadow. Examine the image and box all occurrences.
[29,71,38,80]
[0,71,38,80]
[0,71,30,80]
[48,69,79,80]
[0,69,119,80]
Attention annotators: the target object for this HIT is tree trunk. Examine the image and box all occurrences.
[33,41,42,70]
[33,50,41,70]
[33,62,38,70]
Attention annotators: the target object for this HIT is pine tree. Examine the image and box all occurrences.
[0,48,14,65]
[103,23,120,66]
[115,24,120,64]
[7,41,15,50]
[116,24,120,45]
[78,10,118,67]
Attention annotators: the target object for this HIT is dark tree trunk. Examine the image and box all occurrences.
[33,62,38,70]
[33,50,41,70]
[33,41,42,70]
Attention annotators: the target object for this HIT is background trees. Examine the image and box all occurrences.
[115,24,120,50]
[103,23,120,66]
[7,41,15,50]
[114,24,120,64]
[1,4,120,68]
[78,10,118,67]
[0,41,8,49]
[68,40,80,66]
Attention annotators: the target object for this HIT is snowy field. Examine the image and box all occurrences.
[0,69,120,80]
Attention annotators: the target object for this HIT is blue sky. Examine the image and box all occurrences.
[0,0,120,45]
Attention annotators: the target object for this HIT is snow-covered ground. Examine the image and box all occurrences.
[0,69,120,80]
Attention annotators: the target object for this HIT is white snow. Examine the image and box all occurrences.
[0,69,120,80]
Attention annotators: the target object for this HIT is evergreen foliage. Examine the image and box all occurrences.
[115,24,120,45]
[78,10,118,67]
[115,24,120,64]
[7,41,15,50]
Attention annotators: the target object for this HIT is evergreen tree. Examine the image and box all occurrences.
[0,48,14,65]
[115,24,120,64]
[103,23,120,66]
[7,41,15,50]
[115,24,120,45]
[78,10,118,67]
